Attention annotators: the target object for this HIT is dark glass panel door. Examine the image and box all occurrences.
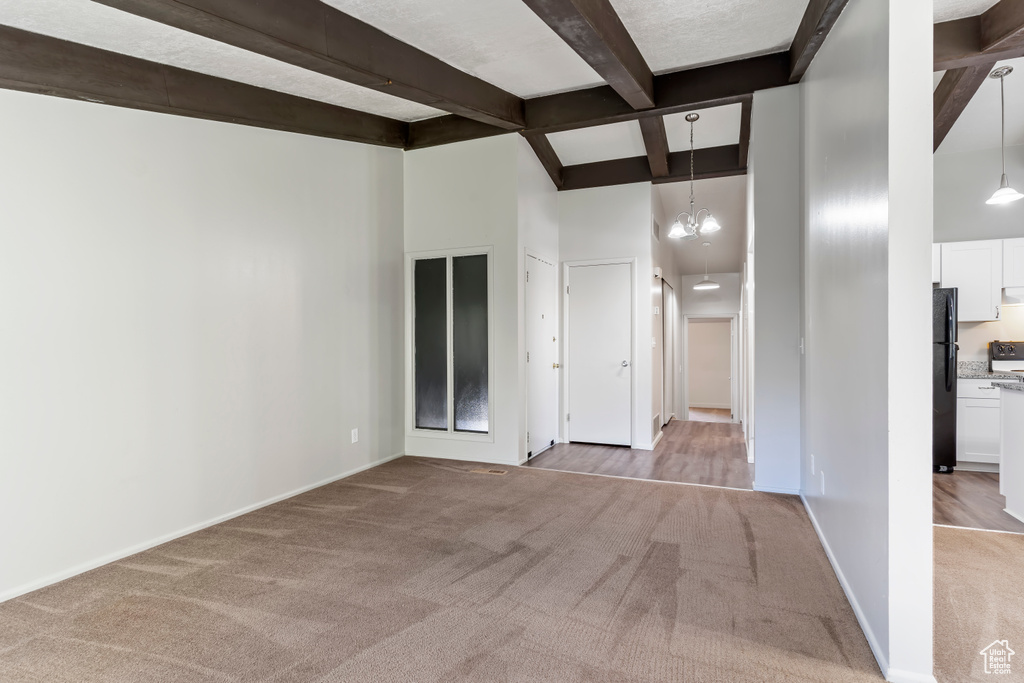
[414,258,448,430]
[452,255,489,433]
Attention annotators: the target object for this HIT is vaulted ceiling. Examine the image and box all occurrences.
[0,0,1017,191]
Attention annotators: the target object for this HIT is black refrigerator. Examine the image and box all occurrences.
[933,288,958,473]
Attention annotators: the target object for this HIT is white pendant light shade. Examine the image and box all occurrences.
[700,214,721,233]
[668,220,687,239]
[987,174,1024,205]
[693,242,719,290]
[986,67,1023,206]
[693,275,720,291]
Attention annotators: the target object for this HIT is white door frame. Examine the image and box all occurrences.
[681,313,739,423]
[662,280,676,425]
[524,248,558,460]
[562,258,636,447]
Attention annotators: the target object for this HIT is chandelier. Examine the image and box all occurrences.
[669,113,721,239]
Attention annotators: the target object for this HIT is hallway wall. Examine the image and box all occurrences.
[687,321,731,409]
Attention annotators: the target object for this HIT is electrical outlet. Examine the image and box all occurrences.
[820,470,825,496]
[351,428,358,444]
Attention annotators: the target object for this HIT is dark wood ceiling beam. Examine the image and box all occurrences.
[638,117,670,177]
[789,0,852,81]
[92,0,525,130]
[935,0,1024,71]
[521,0,654,109]
[980,0,1024,52]
[933,62,995,152]
[522,134,564,189]
[738,98,752,169]
[560,144,742,191]
[0,25,407,147]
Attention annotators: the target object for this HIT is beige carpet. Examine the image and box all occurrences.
[0,457,884,682]
[934,526,1024,682]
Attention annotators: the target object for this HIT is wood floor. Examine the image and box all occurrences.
[687,407,732,423]
[933,471,1024,534]
[526,418,753,489]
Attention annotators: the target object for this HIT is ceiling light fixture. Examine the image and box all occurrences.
[669,113,722,239]
[987,66,1024,205]
[693,242,720,291]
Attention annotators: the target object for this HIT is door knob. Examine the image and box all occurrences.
[622,360,630,367]
[553,363,560,369]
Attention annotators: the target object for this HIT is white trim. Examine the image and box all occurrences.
[885,670,938,683]
[0,452,406,605]
[934,523,1024,536]
[651,430,664,449]
[404,246,495,442]
[562,258,636,447]
[801,495,892,682]
[525,465,754,492]
[689,403,732,410]
[1005,507,1024,524]
[754,484,801,495]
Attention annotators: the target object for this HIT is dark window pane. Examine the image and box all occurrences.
[452,255,489,433]
[414,258,448,430]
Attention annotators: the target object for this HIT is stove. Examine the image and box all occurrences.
[990,341,1024,375]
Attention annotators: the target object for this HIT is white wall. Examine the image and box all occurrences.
[749,85,803,495]
[687,321,732,408]
[935,145,1024,243]
[0,89,405,601]
[801,0,934,679]
[403,135,521,465]
[559,183,656,448]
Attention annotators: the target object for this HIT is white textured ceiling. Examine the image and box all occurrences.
[323,0,603,98]
[547,121,647,166]
[665,104,742,153]
[609,0,808,73]
[656,175,748,275]
[0,0,444,121]
[937,57,1024,155]
[933,0,999,22]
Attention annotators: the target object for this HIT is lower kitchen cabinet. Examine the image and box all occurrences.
[957,380,1001,467]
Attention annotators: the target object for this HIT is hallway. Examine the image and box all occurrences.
[526,419,752,489]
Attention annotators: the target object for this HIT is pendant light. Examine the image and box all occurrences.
[986,66,1023,205]
[693,242,720,291]
[669,113,722,239]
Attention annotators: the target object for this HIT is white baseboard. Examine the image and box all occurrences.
[1006,507,1024,524]
[956,461,999,473]
[689,403,731,410]
[651,430,664,449]
[800,495,890,680]
[885,669,938,683]
[754,484,801,495]
[0,452,405,605]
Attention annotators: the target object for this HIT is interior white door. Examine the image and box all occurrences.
[567,263,632,445]
[526,255,558,457]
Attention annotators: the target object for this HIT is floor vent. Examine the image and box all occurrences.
[470,468,508,476]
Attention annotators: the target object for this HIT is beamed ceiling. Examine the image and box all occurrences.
[0,0,1016,190]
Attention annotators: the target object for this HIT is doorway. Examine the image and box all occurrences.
[525,252,558,459]
[684,316,736,423]
[564,260,633,446]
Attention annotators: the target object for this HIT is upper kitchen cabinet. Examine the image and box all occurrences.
[940,240,1003,321]
[1004,238,1024,288]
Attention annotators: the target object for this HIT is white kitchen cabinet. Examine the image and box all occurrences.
[940,240,1003,321]
[957,380,1001,467]
[1004,238,1024,287]
[932,243,941,283]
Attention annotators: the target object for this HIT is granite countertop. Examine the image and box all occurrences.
[958,360,1024,380]
[993,381,1024,393]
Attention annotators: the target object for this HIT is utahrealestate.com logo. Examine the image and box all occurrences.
[980,640,1015,675]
